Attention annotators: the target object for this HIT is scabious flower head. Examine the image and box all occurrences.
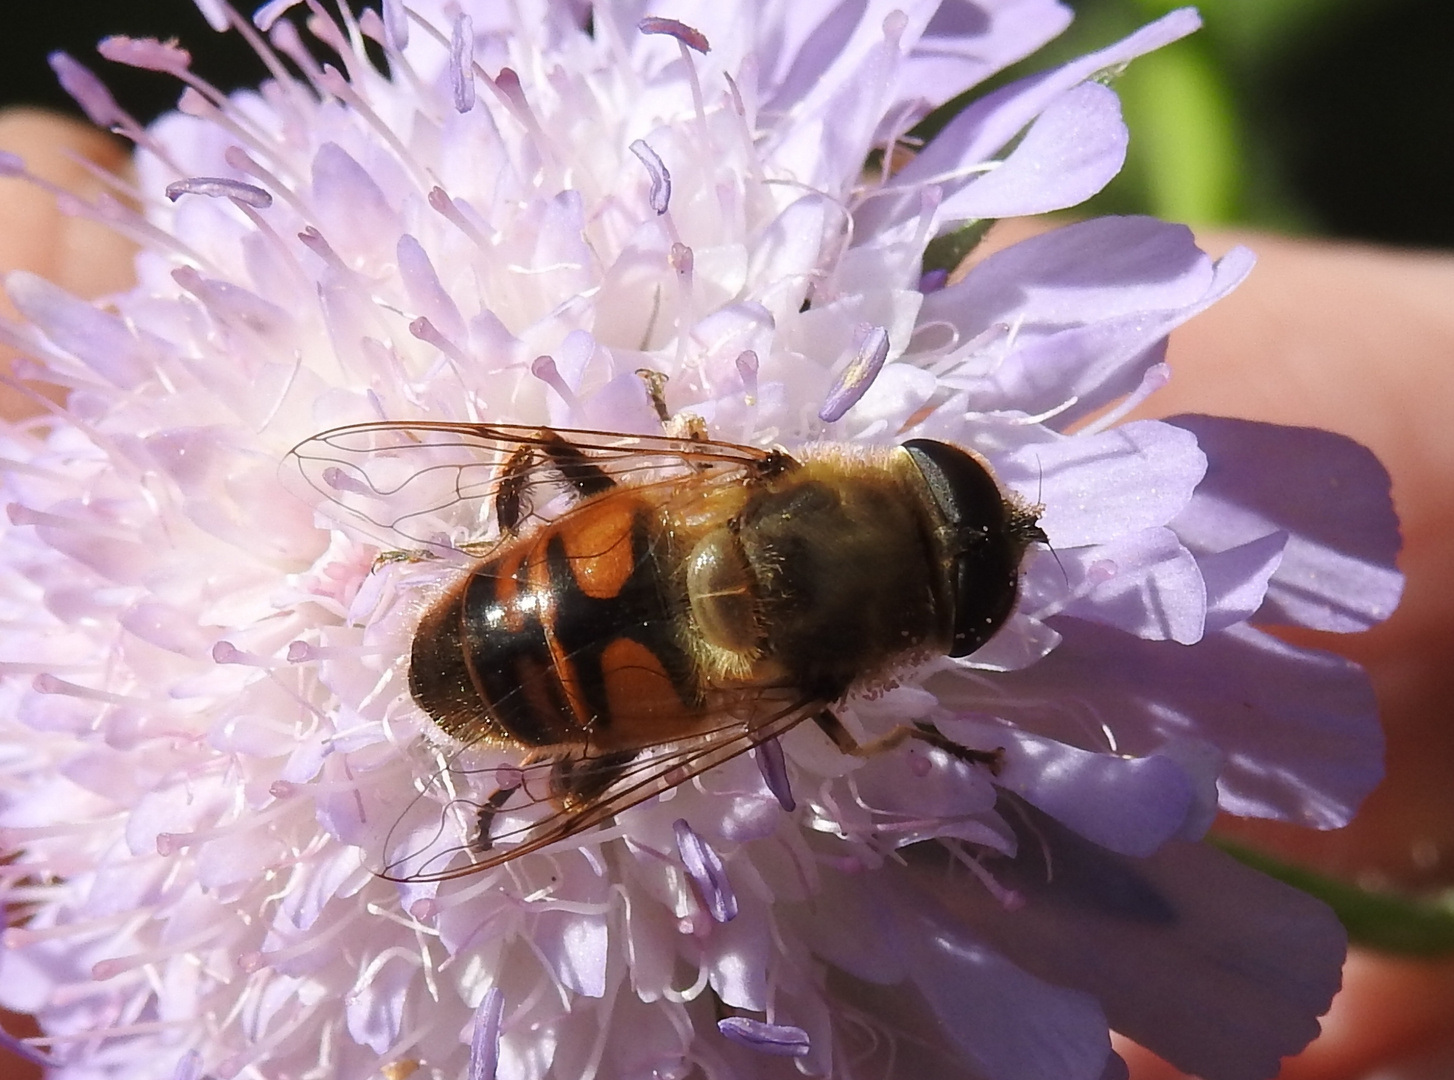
[0,3,1403,1080]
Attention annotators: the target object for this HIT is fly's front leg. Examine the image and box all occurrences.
[813,710,1004,774]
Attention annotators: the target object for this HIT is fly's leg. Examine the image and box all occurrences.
[813,709,1004,774]
[473,784,520,854]
[493,430,618,536]
[548,748,638,811]
[636,368,709,443]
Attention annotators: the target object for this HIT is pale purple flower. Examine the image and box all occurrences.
[0,4,1401,1080]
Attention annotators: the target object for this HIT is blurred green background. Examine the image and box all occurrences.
[2,0,1452,248]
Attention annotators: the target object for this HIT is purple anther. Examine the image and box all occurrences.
[164,177,273,209]
[629,140,672,215]
[754,737,795,812]
[818,324,890,423]
[468,987,504,1080]
[48,53,124,128]
[918,267,949,294]
[717,1017,810,1058]
[638,17,711,54]
[673,819,738,923]
[670,243,693,276]
[451,14,476,113]
[286,641,314,663]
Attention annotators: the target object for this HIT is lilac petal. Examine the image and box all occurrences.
[1041,526,1207,644]
[904,893,1114,1080]
[397,234,466,343]
[899,0,1074,110]
[819,323,890,422]
[925,218,1254,426]
[940,81,1127,220]
[983,619,1382,829]
[943,718,1195,857]
[859,8,1197,236]
[673,818,738,923]
[920,811,1345,1080]
[1198,531,1287,633]
[1016,420,1205,549]
[628,139,672,215]
[468,988,504,1080]
[310,143,399,250]
[753,737,795,811]
[717,1017,810,1058]
[164,176,273,208]
[901,9,1198,193]
[1166,415,1403,633]
[6,272,151,389]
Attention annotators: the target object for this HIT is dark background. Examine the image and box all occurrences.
[2,0,1452,249]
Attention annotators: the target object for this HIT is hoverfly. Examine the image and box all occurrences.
[286,420,1044,880]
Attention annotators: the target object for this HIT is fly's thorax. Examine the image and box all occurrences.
[731,447,943,701]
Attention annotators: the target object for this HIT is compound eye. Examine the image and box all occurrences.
[902,439,1022,658]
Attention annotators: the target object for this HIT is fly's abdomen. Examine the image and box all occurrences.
[409,491,705,750]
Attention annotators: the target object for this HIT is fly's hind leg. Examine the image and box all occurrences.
[814,709,1004,774]
[494,430,618,536]
[548,748,638,811]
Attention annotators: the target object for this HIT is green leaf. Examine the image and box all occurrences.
[1216,838,1454,957]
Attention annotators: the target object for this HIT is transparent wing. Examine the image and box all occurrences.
[377,692,818,882]
[282,420,772,552]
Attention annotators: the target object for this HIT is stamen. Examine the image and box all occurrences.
[1077,362,1171,436]
[173,1049,203,1080]
[383,0,409,49]
[819,324,890,422]
[468,988,504,1080]
[319,465,376,497]
[531,355,579,410]
[252,0,303,31]
[164,177,273,209]
[716,1017,810,1057]
[753,737,795,811]
[629,140,671,214]
[0,1024,56,1068]
[673,819,738,923]
[451,14,476,113]
[735,349,759,404]
[47,52,124,128]
[97,36,193,78]
[637,17,711,54]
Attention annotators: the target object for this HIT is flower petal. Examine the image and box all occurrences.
[914,809,1345,1080]
[1167,415,1404,632]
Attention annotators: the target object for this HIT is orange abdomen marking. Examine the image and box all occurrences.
[430,488,701,751]
[600,637,692,741]
[558,494,645,599]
